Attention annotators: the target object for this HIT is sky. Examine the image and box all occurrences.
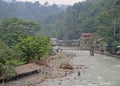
[17,0,86,5]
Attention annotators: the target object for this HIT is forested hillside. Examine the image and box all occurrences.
[56,0,120,54]
[0,18,53,79]
[58,0,120,40]
[0,0,68,22]
[0,1,66,79]
[0,0,120,52]
[0,0,119,40]
[0,0,68,36]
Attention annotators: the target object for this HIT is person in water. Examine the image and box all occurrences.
[78,70,80,76]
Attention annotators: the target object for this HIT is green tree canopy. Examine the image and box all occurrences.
[15,36,52,63]
[0,17,40,46]
[97,5,120,53]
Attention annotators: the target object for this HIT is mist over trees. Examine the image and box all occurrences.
[0,0,68,36]
[0,0,67,22]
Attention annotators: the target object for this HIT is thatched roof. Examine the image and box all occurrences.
[15,63,41,75]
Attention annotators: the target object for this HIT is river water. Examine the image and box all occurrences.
[39,48,120,86]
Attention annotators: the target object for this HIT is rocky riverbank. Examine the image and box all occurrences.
[1,52,75,86]
[95,51,120,58]
[38,49,120,86]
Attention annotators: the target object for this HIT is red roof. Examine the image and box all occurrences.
[15,63,41,75]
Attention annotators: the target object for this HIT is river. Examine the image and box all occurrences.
[39,47,120,86]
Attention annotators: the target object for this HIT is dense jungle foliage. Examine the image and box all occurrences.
[0,18,52,79]
[0,0,120,79]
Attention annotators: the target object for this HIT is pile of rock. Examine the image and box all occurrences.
[59,63,74,70]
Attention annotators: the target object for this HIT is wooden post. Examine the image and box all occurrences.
[90,40,94,56]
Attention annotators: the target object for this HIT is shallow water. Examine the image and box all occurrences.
[39,48,120,86]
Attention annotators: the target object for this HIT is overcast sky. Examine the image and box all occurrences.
[17,0,86,5]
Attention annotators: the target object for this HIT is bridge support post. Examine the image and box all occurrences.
[90,40,94,56]
[90,49,94,56]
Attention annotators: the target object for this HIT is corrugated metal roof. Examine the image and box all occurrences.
[15,63,41,75]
